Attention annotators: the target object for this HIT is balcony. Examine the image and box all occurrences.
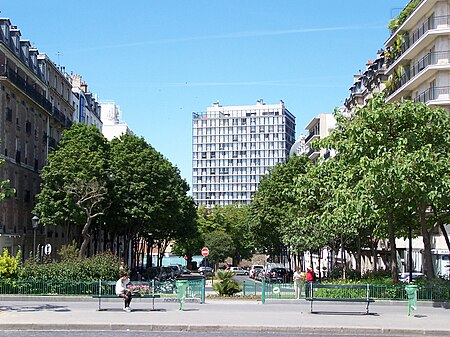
[305,132,319,144]
[387,15,450,69]
[0,67,52,115]
[386,51,450,101]
[414,86,450,105]
[307,147,320,161]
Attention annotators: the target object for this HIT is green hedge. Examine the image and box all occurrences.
[18,251,121,281]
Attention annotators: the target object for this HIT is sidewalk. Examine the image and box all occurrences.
[0,296,449,335]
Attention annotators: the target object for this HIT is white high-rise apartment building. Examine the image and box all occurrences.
[192,99,296,207]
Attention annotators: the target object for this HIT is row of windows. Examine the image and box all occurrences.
[193,182,258,190]
[193,114,285,128]
[193,166,270,176]
[194,158,282,168]
[194,148,286,159]
[193,125,286,136]
[193,192,255,200]
[193,133,286,144]
[194,140,287,152]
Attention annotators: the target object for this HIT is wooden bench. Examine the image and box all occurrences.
[305,283,375,314]
[92,281,161,311]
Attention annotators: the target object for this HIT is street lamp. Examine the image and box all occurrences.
[31,215,39,260]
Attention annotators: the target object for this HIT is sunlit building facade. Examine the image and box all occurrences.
[192,99,296,207]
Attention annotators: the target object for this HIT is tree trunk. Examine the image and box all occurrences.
[418,206,435,279]
[79,217,92,258]
[387,213,398,282]
[370,237,378,272]
[356,233,362,277]
[439,221,450,253]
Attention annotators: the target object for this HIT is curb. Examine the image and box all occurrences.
[0,323,448,335]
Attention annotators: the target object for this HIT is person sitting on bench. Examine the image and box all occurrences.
[116,271,132,312]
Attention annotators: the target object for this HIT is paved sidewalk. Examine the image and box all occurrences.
[0,296,449,335]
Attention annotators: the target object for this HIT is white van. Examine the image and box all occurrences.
[249,265,264,279]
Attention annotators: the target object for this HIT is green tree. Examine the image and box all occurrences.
[108,134,197,267]
[34,124,110,257]
[320,95,450,279]
[196,204,252,266]
[203,230,235,268]
[249,155,310,257]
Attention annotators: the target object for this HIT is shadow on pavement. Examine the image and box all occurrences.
[0,304,70,312]
[311,311,379,316]
[98,308,167,312]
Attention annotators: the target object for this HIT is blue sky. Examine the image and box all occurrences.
[3,1,408,189]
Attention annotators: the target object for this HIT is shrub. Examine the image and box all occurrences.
[212,270,241,296]
[58,240,80,262]
[18,251,121,281]
[0,249,21,279]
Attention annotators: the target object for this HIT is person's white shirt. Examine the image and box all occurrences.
[115,277,129,295]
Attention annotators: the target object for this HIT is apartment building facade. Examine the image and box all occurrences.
[345,50,388,112]
[70,74,102,130]
[304,113,337,161]
[0,19,74,256]
[99,101,133,141]
[385,0,450,110]
[192,99,296,207]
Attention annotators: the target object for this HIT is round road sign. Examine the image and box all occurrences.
[201,247,209,257]
[44,243,52,255]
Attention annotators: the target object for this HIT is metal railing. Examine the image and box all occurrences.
[250,280,450,303]
[396,15,450,61]
[0,279,205,302]
[392,51,450,94]
[414,86,450,103]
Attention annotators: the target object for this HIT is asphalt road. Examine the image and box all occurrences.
[0,332,422,337]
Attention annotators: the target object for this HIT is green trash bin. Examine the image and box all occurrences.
[405,284,418,316]
[176,280,189,310]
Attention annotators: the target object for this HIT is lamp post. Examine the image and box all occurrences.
[31,215,39,260]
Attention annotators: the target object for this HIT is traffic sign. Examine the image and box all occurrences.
[201,247,209,257]
[44,243,52,255]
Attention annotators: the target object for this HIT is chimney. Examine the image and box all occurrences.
[81,82,88,93]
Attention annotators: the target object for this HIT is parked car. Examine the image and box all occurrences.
[167,265,182,278]
[399,272,425,283]
[146,266,170,281]
[249,265,264,279]
[180,266,192,274]
[229,266,249,276]
[266,267,288,283]
[198,266,214,275]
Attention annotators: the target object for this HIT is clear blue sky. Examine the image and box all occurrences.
[3,1,408,189]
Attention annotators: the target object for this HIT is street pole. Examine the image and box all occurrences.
[33,227,36,260]
[31,215,39,261]
[409,225,413,283]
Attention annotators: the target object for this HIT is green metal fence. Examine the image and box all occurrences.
[0,279,205,303]
[245,280,450,303]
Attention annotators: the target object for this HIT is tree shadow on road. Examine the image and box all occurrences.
[0,304,70,312]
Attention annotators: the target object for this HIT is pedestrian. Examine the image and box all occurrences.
[305,266,315,297]
[119,261,126,273]
[293,267,304,299]
[116,271,132,312]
